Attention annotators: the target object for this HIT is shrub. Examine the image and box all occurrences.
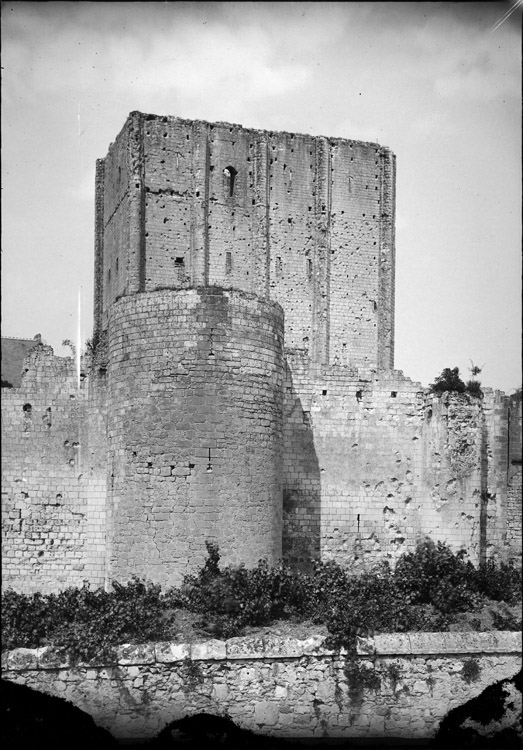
[465,380,483,398]
[429,367,484,398]
[1,589,52,651]
[1,578,169,663]
[474,560,522,604]
[393,539,479,614]
[461,658,481,684]
[172,546,311,638]
[3,540,520,660]
[429,367,466,394]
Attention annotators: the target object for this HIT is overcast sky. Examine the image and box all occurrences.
[2,1,521,392]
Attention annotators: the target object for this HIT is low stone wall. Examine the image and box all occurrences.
[2,632,521,742]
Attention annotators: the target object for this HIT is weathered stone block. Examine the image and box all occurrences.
[191,639,227,661]
[116,643,155,665]
[226,636,264,660]
[155,641,190,663]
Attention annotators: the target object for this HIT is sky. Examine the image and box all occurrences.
[2,1,521,392]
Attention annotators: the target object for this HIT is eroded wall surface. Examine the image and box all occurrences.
[3,632,520,742]
[1,345,107,593]
[283,357,516,570]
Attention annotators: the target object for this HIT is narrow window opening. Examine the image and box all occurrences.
[390,391,397,398]
[23,403,32,413]
[223,166,237,197]
[322,389,327,396]
[174,257,186,286]
[307,258,313,281]
[356,390,363,402]
[225,252,232,274]
[276,257,282,278]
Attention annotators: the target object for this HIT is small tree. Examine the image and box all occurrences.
[466,360,484,398]
[468,360,484,380]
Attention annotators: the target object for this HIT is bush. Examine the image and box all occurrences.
[3,540,521,660]
[429,367,466,394]
[1,578,168,663]
[170,543,311,638]
[2,590,52,652]
[393,539,480,614]
[429,367,483,398]
[474,560,522,604]
[465,380,483,398]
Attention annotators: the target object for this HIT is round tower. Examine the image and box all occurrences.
[106,287,283,587]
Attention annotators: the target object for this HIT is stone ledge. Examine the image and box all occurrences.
[2,631,520,670]
[364,631,522,656]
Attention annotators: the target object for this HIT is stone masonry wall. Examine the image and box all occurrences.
[3,632,520,742]
[105,287,284,588]
[506,394,522,559]
[283,356,512,570]
[97,112,395,370]
[1,345,107,593]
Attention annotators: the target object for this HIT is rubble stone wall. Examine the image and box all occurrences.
[3,632,520,742]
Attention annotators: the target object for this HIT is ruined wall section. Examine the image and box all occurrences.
[506,393,522,560]
[1,346,107,593]
[106,288,283,588]
[283,360,509,570]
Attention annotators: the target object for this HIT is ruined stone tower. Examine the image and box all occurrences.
[94,111,396,368]
[94,112,396,584]
[2,112,519,594]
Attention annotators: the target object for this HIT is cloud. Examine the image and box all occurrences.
[406,14,521,101]
[2,4,313,112]
[72,165,96,202]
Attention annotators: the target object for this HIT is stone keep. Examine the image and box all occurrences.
[1,112,521,593]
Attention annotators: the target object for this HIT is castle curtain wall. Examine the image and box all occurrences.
[2,112,519,593]
[1,346,107,594]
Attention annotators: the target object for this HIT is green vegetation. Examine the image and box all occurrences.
[461,658,481,684]
[429,366,483,398]
[2,539,521,663]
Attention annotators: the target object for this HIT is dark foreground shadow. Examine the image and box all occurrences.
[1,678,118,748]
[8,674,518,750]
[431,668,522,749]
